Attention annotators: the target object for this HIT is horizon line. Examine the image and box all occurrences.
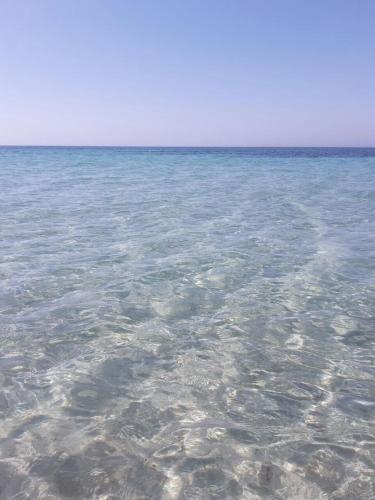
[1,144,375,149]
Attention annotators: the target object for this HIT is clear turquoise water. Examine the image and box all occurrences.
[1,147,375,499]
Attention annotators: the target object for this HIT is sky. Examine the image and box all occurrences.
[0,0,374,146]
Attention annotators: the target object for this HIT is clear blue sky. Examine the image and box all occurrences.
[1,0,374,146]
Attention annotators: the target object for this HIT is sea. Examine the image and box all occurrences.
[0,147,375,499]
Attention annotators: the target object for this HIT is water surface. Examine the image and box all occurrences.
[1,147,375,498]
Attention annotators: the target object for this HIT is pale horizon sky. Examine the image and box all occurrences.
[1,0,374,147]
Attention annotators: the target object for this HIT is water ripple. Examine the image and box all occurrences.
[0,147,375,498]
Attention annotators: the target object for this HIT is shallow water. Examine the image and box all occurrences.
[1,147,375,499]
